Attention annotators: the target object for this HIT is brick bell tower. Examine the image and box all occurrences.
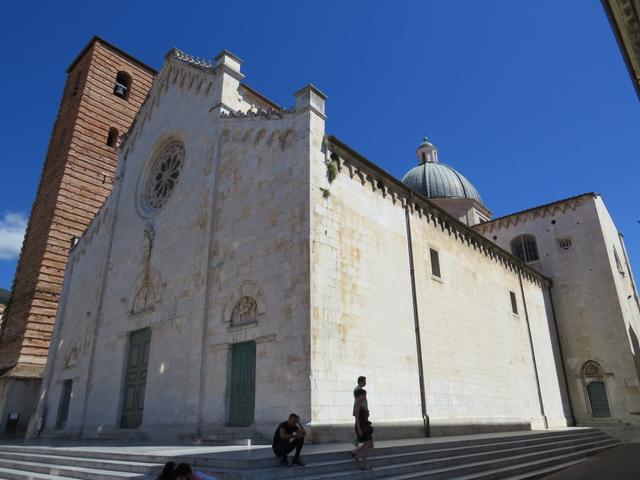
[0,37,156,435]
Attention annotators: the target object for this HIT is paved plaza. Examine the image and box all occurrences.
[541,443,640,480]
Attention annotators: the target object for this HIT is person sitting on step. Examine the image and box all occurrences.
[272,413,306,467]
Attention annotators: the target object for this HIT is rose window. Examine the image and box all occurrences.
[145,142,184,209]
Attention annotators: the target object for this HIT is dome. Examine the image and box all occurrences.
[401,138,483,204]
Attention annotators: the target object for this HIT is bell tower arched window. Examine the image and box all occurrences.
[113,71,132,100]
[106,127,119,147]
[511,234,539,263]
[581,361,611,418]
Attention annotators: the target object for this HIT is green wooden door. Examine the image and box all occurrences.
[120,328,151,428]
[587,381,611,418]
[228,341,256,426]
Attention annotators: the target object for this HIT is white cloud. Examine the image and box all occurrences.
[0,212,27,261]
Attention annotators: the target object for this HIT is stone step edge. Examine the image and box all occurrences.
[0,458,154,480]
[195,435,616,475]
[23,428,597,455]
[344,439,620,477]
[238,445,609,480]
[398,443,616,480]
[0,466,80,480]
[0,466,153,480]
[302,443,615,480]
[0,441,613,480]
[0,429,605,467]
[0,451,162,469]
[0,431,607,474]
[499,458,586,480]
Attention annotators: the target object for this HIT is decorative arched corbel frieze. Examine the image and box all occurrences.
[279,129,294,150]
[255,128,266,145]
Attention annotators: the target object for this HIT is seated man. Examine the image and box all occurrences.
[272,413,306,467]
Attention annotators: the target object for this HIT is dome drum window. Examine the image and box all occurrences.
[140,141,185,213]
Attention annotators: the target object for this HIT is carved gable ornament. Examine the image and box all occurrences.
[223,280,266,327]
[131,269,162,315]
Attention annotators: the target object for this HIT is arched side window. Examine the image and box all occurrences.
[113,71,132,100]
[511,234,539,263]
[580,361,611,418]
[106,127,119,147]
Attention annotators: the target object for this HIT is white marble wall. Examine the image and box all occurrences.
[476,194,640,426]
[310,142,569,441]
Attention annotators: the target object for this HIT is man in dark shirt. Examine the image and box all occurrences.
[272,413,306,467]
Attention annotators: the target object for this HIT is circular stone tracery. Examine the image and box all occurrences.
[145,142,185,210]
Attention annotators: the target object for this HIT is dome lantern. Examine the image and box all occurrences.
[417,136,438,165]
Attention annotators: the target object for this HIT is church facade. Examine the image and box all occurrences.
[30,46,640,443]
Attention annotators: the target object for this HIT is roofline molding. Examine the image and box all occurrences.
[474,193,598,233]
[66,35,158,74]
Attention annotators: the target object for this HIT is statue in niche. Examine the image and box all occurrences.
[141,223,155,265]
[231,296,257,325]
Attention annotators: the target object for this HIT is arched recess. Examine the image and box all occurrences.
[580,361,611,418]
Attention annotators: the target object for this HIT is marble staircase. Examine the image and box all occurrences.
[0,428,620,480]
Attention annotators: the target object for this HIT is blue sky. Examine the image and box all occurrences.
[0,0,639,290]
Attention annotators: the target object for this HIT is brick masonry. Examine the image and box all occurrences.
[0,38,155,375]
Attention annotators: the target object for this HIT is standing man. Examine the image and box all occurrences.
[352,389,374,470]
[272,413,306,467]
[352,376,367,447]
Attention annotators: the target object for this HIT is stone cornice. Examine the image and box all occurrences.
[603,0,640,99]
[325,135,550,287]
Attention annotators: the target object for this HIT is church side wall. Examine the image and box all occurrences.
[477,195,640,426]
[310,145,567,441]
[310,158,422,441]
[409,210,563,433]
[593,198,640,416]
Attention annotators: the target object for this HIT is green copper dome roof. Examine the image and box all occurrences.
[401,138,483,203]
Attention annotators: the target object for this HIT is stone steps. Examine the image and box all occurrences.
[0,429,620,480]
[268,439,617,480]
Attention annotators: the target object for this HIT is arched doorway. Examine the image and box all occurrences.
[581,361,611,418]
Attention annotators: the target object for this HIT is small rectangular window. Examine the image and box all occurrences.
[430,248,441,278]
[510,291,518,314]
[55,379,73,430]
